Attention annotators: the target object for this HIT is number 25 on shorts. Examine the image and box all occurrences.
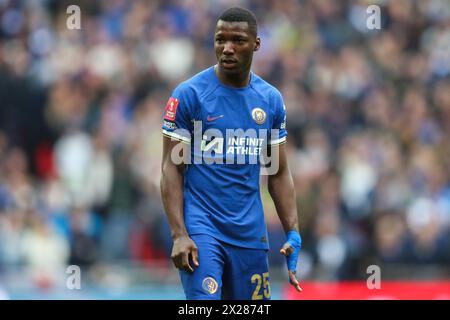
[251,272,270,300]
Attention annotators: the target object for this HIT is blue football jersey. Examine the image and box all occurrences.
[162,66,287,250]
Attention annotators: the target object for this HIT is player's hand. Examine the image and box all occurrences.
[171,235,199,273]
[280,230,302,292]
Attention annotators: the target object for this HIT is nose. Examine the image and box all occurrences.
[223,41,234,55]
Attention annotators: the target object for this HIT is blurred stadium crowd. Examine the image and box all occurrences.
[0,0,449,291]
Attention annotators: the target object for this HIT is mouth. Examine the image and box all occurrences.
[221,58,238,69]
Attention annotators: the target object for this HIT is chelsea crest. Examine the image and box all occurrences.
[251,107,266,125]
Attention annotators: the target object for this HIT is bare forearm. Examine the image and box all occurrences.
[268,169,299,233]
[160,164,188,239]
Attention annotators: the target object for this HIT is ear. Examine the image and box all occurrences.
[254,37,261,52]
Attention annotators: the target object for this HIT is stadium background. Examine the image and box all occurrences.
[0,0,449,299]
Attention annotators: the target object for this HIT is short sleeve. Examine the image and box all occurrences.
[161,84,194,144]
[269,90,288,145]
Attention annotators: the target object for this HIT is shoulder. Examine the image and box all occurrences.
[173,67,216,98]
[250,73,283,102]
[250,73,284,109]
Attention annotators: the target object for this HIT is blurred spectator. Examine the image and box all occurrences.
[67,206,102,267]
[21,211,69,289]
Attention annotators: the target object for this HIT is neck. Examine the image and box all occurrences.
[214,65,251,88]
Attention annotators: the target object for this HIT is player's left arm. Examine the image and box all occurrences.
[267,142,302,292]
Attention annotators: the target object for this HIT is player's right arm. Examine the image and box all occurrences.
[161,136,199,273]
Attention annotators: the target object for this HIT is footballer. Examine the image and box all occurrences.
[160,7,302,300]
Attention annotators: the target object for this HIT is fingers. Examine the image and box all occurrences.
[171,253,182,269]
[172,251,194,273]
[279,243,294,256]
[192,247,199,267]
[171,238,199,273]
[280,242,301,292]
[289,270,302,292]
[181,252,194,273]
[171,249,198,273]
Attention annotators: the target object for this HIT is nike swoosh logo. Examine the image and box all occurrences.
[206,115,224,122]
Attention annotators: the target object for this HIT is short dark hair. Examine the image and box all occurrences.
[217,7,258,37]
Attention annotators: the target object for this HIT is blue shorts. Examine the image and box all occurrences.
[179,234,271,300]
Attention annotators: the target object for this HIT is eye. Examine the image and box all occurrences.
[215,38,224,44]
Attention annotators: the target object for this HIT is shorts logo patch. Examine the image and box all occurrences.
[251,107,266,125]
[164,97,179,121]
[202,277,218,294]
